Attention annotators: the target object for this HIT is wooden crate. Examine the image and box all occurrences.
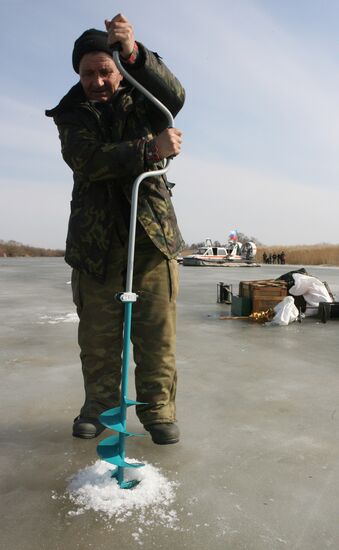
[239,279,287,298]
[239,279,288,313]
[252,293,287,313]
[251,284,288,313]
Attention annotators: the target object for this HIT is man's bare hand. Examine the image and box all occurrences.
[105,14,135,58]
[154,128,183,159]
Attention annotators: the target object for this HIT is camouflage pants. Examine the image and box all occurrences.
[71,225,178,426]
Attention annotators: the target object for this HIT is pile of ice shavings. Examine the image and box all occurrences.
[66,459,179,529]
[38,313,78,324]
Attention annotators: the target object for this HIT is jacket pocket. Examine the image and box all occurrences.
[167,258,179,302]
[71,268,82,313]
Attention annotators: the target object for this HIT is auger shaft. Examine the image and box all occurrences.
[117,301,132,486]
[97,47,175,489]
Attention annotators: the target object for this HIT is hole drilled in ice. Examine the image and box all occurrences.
[66,459,179,528]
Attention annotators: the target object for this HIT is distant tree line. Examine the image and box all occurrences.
[0,240,65,257]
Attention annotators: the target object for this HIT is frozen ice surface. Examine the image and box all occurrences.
[1,257,339,550]
[38,312,78,324]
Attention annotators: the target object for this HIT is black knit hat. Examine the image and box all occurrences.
[72,29,112,73]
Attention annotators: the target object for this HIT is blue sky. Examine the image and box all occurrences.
[1,0,339,247]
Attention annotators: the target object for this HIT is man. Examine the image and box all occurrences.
[46,14,185,445]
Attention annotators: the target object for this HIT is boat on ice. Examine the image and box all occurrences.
[182,238,258,267]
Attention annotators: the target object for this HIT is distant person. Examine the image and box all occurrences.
[272,253,277,264]
[268,253,273,264]
[277,253,281,264]
[46,14,185,445]
[280,251,286,265]
[262,252,267,264]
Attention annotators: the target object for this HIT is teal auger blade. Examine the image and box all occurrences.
[125,398,148,406]
[99,408,144,435]
[110,468,141,489]
[116,479,140,490]
[97,435,144,468]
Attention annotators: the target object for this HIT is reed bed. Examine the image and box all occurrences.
[256,244,339,266]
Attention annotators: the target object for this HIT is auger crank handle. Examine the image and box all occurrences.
[110,45,174,132]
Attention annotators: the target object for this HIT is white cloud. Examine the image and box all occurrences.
[0,179,70,249]
[175,2,339,181]
[171,154,339,245]
[0,96,60,155]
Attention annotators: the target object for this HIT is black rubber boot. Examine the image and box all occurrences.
[72,416,106,439]
[145,423,180,445]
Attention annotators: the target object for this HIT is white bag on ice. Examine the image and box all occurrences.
[289,273,332,307]
[269,296,299,326]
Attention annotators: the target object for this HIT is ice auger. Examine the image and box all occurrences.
[96,46,175,489]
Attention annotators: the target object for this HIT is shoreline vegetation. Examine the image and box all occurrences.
[256,245,339,267]
[0,240,64,258]
[1,240,339,266]
[182,244,339,266]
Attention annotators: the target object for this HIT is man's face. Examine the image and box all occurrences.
[79,52,122,102]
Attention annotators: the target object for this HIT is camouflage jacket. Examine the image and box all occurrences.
[46,43,185,282]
